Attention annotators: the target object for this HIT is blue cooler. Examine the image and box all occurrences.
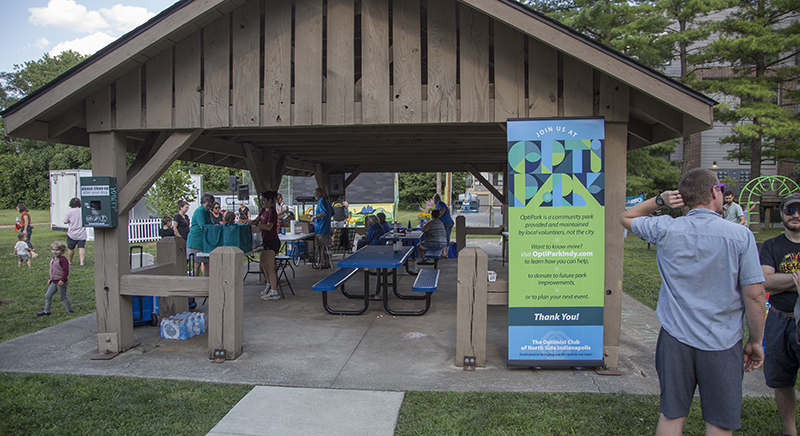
[132,296,159,326]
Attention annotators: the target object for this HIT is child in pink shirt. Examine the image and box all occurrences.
[36,241,73,316]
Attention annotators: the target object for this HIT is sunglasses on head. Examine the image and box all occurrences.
[784,206,800,216]
[714,184,725,193]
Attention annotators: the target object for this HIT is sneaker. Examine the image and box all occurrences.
[260,285,272,296]
[260,290,280,301]
[66,309,74,314]
[36,311,50,316]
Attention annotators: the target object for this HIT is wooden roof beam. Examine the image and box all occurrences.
[47,103,85,139]
[127,131,169,180]
[627,117,653,146]
[344,166,364,188]
[465,163,505,204]
[630,90,683,135]
[118,129,202,215]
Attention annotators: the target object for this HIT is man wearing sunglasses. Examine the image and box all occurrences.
[621,168,765,436]
[760,192,800,436]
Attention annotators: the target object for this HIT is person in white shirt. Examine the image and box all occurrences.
[63,197,87,267]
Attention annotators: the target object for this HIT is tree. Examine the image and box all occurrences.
[398,172,469,209]
[0,51,86,109]
[626,140,683,197]
[695,1,800,178]
[0,51,89,208]
[145,164,197,218]
[524,0,674,70]
[656,0,737,173]
[174,162,239,192]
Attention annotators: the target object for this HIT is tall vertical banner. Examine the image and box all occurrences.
[507,118,605,367]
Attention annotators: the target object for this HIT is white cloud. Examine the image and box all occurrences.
[29,0,110,34]
[34,38,50,49]
[100,5,157,33]
[49,32,116,57]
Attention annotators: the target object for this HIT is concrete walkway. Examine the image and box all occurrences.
[0,238,774,435]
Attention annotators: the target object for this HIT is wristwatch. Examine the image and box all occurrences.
[655,194,665,207]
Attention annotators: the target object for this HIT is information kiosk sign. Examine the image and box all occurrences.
[507,118,605,367]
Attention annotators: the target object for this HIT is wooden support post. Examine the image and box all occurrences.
[155,236,189,317]
[207,246,244,360]
[602,122,627,371]
[314,163,329,196]
[456,215,466,251]
[90,130,133,354]
[243,143,269,193]
[599,75,629,372]
[456,247,488,367]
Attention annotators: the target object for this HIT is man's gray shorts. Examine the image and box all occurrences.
[656,328,744,430]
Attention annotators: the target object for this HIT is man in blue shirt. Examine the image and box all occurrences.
[621,168,765,436]
[312,188,333,269]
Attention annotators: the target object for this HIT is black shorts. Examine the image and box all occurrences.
[66,236,86,250]
[764,309,800,389]
[263,238,281,253]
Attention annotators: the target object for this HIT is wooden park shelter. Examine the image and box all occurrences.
[2,0,714,368]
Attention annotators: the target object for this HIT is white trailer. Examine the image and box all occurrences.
[49,169,95,241]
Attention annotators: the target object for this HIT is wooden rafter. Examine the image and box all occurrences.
[117,129,202,215]
[464,163,505,204]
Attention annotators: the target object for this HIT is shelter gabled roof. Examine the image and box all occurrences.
[2,0,714,175]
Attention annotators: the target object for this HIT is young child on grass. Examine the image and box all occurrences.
[13,232,33,268]
[36,241,73,316]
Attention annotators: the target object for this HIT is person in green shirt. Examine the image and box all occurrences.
[187,193,215,277]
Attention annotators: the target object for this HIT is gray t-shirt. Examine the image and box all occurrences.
[632,208,764,351]
[723,201,744,223]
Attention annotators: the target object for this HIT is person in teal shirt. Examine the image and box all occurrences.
[187,193,215,277]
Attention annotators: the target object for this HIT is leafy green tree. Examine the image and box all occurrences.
[398,172,469,209]
[656,0,736,172]
[695,1,800,178]
[145,164,197,218]
[626,140,682,197]
[174,162,239,192]
[524,0,673,70]
[0,51,89,208]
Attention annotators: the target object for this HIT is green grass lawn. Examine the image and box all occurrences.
[0,226,98,341]
[0,373,252,435]
[0,208,51,226]
[0,211,790,435]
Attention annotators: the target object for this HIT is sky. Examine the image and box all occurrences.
[0,0,177,74]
